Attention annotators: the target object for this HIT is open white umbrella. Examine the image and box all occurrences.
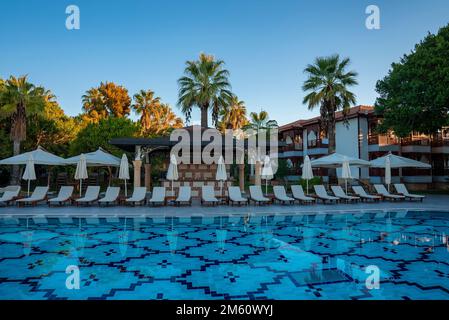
[216,156,227,197]
[302,155,313,195]
[64,147,121,167]
[0,146,66,166]
[369,152,432,169]
[119,154,130,197]
[166,154,178,196]
[261,156,274,194]
[341,156,353,194]
[369,152,431,191]
[310,153,370,168]
[75,154,88,197]
[385,156,392,192]
[22,154,36,196]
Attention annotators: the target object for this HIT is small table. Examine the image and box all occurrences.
[265,194,276,204]
[165,196,177,206]
[118,196,127,206]
[216,195,229,205]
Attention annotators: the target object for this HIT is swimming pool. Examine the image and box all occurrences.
[0,211,448,300]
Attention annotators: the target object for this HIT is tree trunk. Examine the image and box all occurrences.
[327,120,337,184]
[11,140,21,185]
[328,121,336,154]
[201,107,208,128]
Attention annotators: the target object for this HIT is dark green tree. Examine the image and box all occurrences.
[375,24,449,137]
[70,117,140,157]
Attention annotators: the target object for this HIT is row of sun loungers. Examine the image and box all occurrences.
[0,183,425,207]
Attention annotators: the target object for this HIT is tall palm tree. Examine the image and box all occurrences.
[0,76,47,183]
[218,96,248,131]
[302,55,358,153]
[178,53,233,128]
[132,89,162,134]
[245,110,278,132]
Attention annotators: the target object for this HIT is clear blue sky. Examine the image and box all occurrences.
[1,0,448,125]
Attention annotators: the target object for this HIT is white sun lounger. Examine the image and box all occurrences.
[201,185,220,206]
[125,187,147,206]
[374,184,405,201]
[291,185,315,204]
[48,186,74,206]
[175,186,192,206]
[249,185,271,205]
[273,186,295,205]
[314,185,339,204]
[394,184,425,202]
[76,186,100,206]
[331,186,360,203]
[352,186,381,202]
[228,186,248,206]
[98,187,120,206]
[16,186,49,207]
[149,187,166,206]
[0,186,21,206]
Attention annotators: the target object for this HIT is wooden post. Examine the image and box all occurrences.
[133,160,142,188]
[239,164,245,191]
[255,161,262,186]
[144,163,151,190]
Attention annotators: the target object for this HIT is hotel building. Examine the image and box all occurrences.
[278,105,449,189]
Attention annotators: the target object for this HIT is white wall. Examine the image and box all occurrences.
[336,118,360,178]
[358,117,370,179]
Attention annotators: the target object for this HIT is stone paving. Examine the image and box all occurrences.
[1,195,448,218]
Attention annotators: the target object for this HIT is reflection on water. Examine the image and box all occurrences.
[0,211,449,300]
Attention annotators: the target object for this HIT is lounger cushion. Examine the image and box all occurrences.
[249,186,270,202]
[49,186,74,202]
[228,187,247,202]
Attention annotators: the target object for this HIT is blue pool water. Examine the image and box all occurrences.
[0,211,449,300]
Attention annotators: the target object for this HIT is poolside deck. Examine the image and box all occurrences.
[1,195,448,218]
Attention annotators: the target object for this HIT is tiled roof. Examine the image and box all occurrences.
[279,105,374,131]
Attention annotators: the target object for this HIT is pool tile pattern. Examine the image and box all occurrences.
[0,211,449,300]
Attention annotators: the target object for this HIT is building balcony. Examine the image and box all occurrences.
[431,139,449,153]
[281,143,303,152]
[368,134,400,152]
[307,139,328,148]
[368,134,399,146]
[431,138,449,147]
[401,146,431,153]
[432,168,449,177]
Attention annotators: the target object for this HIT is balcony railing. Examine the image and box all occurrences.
[307,139,328,148]
[402,168,432,176]
[282,143,303,152]
[370,168,432,177]
[401,138,430,146]
[432,138,449,147]
[432,168,449,176]
[368,134,399,146]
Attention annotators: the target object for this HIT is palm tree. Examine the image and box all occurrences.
[178,53,233,128]
[245,110,278,132]
[132,90,183,136]
[132,89,162,134]
[157,103,184,134]
[302,55,358,153]
[218,96,248,131]
[0,76,47,183]
[81,87,107,123]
